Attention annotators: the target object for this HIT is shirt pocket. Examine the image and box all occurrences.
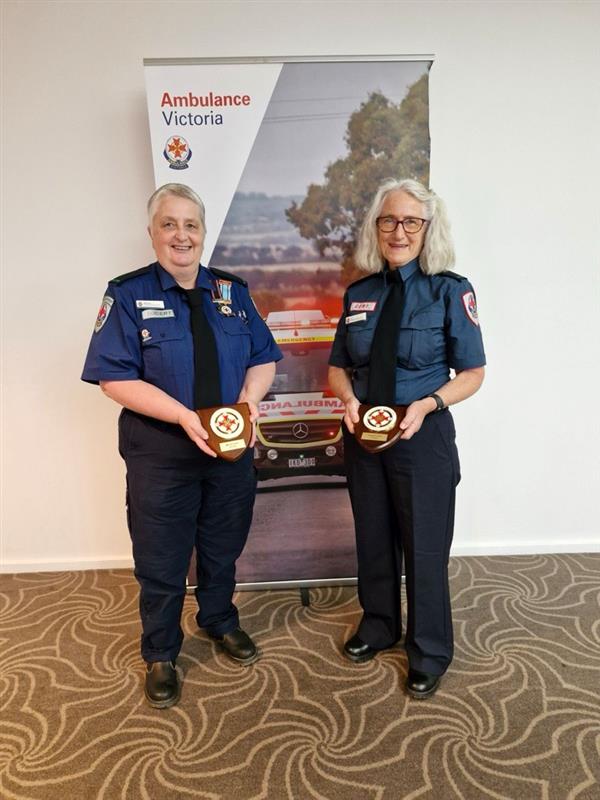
[398,310,445,369]
[140,318,187,377]
[345,316,377,365]
[216,311,252,363]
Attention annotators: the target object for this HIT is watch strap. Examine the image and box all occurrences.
[427,393,445,412]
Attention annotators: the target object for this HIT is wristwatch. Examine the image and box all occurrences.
[427,393,445,412]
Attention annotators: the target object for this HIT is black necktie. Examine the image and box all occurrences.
[184,288,222,409]
[366,269,404,406]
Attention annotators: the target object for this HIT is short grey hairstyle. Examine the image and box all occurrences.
[147,183,206,231]
[354,178,455,275]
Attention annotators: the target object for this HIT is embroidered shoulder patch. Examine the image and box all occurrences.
[94,295,114,333]
[461,291,479,326]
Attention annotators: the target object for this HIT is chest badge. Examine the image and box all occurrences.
[346,312,367,324]
[219,304,233,316]
[135,299,165,309]
[350,301,377,312]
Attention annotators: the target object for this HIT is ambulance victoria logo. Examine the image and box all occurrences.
[209,407,244,440]
[363,406,397,433]
[163,135,192,170]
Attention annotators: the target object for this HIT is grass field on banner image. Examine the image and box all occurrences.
[211,60,431,583]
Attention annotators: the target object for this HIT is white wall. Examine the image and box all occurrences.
[2,0,599,571]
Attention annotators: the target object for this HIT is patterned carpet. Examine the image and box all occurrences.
[1,554,599,800]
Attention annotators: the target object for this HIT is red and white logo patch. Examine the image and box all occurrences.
[461,291,479,326]
[350,301,377,312]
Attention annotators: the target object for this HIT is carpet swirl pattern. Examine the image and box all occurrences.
[1,554,599,799]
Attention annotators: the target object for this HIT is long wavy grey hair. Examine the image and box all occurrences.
[354,178,455,275]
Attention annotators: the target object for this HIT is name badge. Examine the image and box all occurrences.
[141,309,175,320]
[136,300,165,309]
[345,312,367,324]
[350,302,376,312]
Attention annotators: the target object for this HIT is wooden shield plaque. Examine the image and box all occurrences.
[354,404,408,453]
[196,403,252,461]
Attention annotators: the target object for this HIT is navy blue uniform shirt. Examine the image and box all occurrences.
[82,262,282,407]
[329,259,486,405]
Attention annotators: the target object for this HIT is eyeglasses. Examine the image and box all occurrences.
[376,216,428,234]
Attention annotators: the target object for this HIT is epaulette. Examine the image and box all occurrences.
[439,270,467,281]
[347,273,376,289]
[109,265,153,285]
[209,267,248,287]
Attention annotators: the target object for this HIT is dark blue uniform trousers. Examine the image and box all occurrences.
[343,409,460,676]
[119,410,257,663]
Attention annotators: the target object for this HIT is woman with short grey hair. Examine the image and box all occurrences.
[329,178,486,699]
[82,183,281,708]
[147,183,206,230]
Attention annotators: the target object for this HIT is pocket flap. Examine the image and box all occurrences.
[406,310,444,330]
[139,319,185,344]
[218,314,251,335]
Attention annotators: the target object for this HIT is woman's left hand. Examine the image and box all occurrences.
[399,399,432,440]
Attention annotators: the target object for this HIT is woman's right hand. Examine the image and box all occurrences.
[178,408,217,457]
[343,396,361,434]
[327,366,360,434]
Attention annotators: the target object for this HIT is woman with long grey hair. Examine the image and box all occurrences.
[328,178,486,698]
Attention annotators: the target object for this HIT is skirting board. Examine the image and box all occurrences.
[2,540,599,574]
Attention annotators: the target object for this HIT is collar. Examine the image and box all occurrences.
[155,262,212,291]
[383,258,420,286]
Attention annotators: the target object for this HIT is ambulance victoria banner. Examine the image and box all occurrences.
[144,56,432,585]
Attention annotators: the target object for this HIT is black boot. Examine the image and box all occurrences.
[343,634,378,663]
[405,668,441,699]
[210,628,258,664]
[144,661,180,708]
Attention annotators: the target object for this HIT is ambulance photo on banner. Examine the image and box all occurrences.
[144,56,432,585]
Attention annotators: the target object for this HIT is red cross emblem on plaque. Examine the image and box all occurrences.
[217,413,237,433]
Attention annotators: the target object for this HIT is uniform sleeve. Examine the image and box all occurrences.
[81,286,143,384]
[328,293,352,367]
[445,279,486,371]
[241,289,283,367]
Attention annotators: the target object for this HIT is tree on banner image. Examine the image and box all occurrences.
[285,75,429,285]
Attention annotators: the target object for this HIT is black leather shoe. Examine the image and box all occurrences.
[343,634,378,663]
[144,661,180,708]
[211,628,258,665]
[405,669,441,699]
